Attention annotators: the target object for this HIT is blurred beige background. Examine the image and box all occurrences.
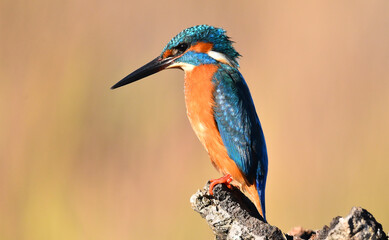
[1,1,388,239]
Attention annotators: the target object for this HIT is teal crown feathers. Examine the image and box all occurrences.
[161,25,241,67]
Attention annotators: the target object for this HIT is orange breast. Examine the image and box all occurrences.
[184,64,246,185]
[184,64,263,217]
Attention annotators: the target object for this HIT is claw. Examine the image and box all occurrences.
[209,174,233,195]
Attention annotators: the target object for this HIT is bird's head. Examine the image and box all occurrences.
[111,25,240,89]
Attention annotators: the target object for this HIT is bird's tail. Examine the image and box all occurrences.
[243,179,266,222]
[256,177,266,222]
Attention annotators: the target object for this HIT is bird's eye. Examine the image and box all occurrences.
[172,43,189,56]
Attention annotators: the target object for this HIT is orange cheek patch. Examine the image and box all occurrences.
[162,49,173,59]
[189,42,213,53]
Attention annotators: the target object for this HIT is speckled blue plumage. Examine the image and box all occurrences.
[177,51,217,66]
[212,64,268,219]
[162,25,241,67]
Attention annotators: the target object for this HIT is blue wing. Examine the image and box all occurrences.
[212,64,268,214]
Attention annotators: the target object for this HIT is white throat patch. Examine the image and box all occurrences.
[167,62,195,72]
[208,51,235,67]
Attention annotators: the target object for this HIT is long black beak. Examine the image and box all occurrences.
[111,56,173,89]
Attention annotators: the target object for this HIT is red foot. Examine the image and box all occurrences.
[209,174,233,195]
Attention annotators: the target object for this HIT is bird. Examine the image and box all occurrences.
[111,25,268,221]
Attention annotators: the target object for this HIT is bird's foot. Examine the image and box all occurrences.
[208,174,233,195]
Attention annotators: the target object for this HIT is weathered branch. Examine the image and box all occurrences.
[190,182,387,240]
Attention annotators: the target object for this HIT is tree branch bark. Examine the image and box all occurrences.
[190,183,387,240]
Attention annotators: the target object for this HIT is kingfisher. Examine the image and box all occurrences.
[111,25,268,221]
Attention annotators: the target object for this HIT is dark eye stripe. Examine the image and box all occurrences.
[173,43,189,55]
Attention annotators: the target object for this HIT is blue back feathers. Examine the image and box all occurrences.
[212,64,268,184]
[212,63,268,219]
[161,25,241,67]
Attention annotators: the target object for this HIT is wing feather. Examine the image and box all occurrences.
[212,65,267,184]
